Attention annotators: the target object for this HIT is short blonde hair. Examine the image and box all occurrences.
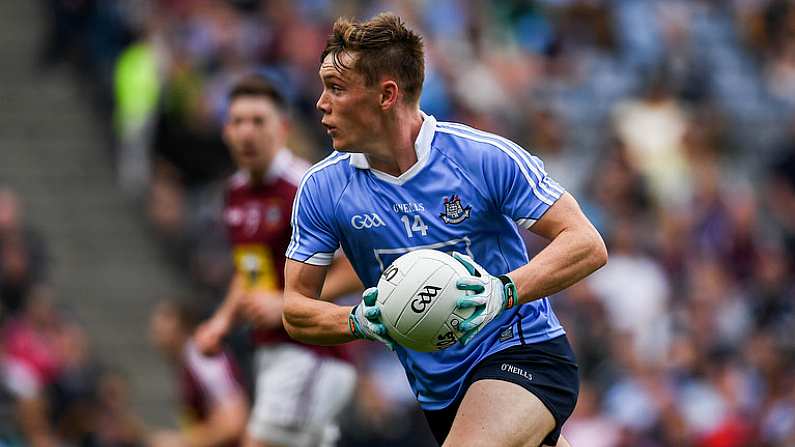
[321,13,425,104]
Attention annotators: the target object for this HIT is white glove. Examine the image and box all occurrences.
[348,287,396,350]
[452,252,517,345]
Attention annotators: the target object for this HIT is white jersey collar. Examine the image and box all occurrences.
[265,148,293,182]
[349,112,436,185]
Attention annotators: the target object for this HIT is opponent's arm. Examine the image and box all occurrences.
[319,254,363,301]
[509,192,607,303]
[282,259,357,345]
[194,273,245,354]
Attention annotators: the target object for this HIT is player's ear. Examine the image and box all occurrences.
[380,80,399,111]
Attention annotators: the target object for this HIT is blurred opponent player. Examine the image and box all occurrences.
[194,74,359,447]
[150,298,247,447]
[282,13,608,447]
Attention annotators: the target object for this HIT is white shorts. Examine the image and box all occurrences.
[247,344,356,447]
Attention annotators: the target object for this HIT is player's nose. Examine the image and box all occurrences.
[316,91,330,114]
[238,123,255,138]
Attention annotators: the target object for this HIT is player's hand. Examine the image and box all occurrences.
[348,287,396,350]
[240,291,283,328]
[452,252,517,345]
[194,316,230,356]
[149,430,187,447]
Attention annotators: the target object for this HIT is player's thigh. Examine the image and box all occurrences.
[242,432,281,447]
[442,379,555,447]
[248,345,355,447]
[553,435,571,447]
[308,358,357,422]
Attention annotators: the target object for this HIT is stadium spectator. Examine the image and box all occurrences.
[0,188,49,317]
[89,369,146,447]
[1,287,69,447]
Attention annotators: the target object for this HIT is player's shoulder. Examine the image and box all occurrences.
[225,149,311,192]
[434,120,528,164]
[297,151,354,191]
[224,171,253,204]
[227,170,249,191]
[183,340,228,371]
[274,148,311,188]
[183,340,241,394]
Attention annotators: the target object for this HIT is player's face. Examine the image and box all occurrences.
[316,52,383,152]
[224,96,287,173]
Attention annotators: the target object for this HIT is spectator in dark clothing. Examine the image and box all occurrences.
[0,188,49,318]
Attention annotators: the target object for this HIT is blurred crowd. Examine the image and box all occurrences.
[0,188,146,446]
[8,0,794,446]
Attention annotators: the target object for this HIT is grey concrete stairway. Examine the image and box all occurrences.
[0,1,185,425]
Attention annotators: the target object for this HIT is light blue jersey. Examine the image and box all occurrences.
[286,113,567,410]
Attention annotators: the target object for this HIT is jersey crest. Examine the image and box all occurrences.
[439,194,472,225]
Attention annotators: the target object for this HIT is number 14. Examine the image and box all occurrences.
[400,215,428,237]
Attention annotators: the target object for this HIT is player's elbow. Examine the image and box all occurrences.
[281,297,306,341]
[281,307,299,340]
[588,228,608,272]
[282,317,302,341]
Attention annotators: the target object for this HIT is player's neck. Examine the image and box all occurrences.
[245,150,278,185]
[247,168,267,185]
[366,110,423,176]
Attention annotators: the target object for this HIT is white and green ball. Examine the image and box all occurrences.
[376,249,475,352]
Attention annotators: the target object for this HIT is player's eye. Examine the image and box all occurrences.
[330,84,343,94]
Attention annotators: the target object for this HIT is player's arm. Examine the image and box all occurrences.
[319,253,363,301]
[453,192,606,343]
[284,176,391,348]
[181,393,247,447]
[194,273,245,355]
[282,259,356,344]
[149,394,247,447]
[509,192,607,303]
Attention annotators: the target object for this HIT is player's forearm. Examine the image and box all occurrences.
[319,280,360,302]
[183,399,247,447]
[320,257,363,302]
[510,225,607,304]
[282,292,357,345]
[212,274,245,323]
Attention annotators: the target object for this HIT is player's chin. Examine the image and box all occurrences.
[240,159,267,173]
[331,138,355,152]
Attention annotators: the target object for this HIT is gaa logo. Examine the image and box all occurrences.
[351,213,385,229]
[411,285,441,313]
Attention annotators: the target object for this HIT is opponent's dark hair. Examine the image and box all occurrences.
[228,73,287,109]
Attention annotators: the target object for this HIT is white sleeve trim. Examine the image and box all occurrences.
[303,252,335,266]
[515,218,538,229]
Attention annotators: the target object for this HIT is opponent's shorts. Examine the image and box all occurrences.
[423,335,579,446]
[248,344,356,447]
